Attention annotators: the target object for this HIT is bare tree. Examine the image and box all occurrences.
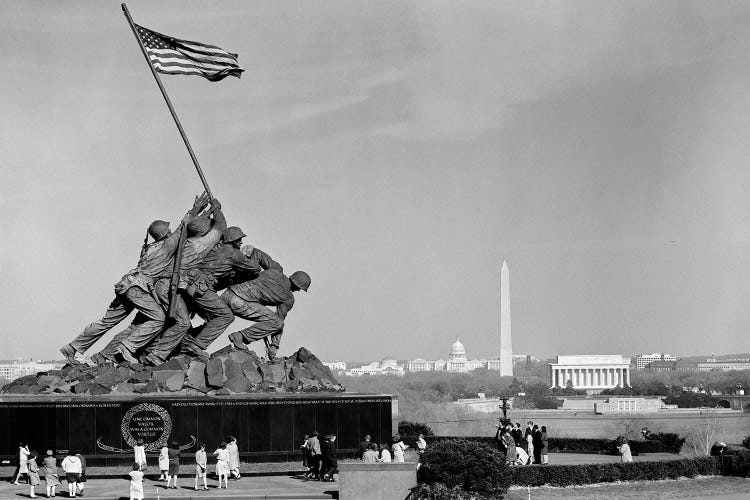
[684,415,721,456]
[621,418,637,441]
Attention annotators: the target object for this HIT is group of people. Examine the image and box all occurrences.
[128,436,242,499]
[59,193,311,367]
[299,431,338,482]
[357,433,423,464]
[11,443,86,498]
[495,420,549,466]
[297,431,422,482]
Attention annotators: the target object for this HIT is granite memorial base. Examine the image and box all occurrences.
[338,462,418,500]
[0,393,396,467]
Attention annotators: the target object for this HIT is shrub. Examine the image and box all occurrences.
[419,439,510,495]
[723,448,750,477]
[550,437,663,455]
[650,432,685,454]
[413,483,499,500]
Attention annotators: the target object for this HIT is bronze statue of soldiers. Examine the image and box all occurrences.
[143,211,273,364]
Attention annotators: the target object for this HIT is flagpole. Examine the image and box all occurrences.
[121,2,213,200]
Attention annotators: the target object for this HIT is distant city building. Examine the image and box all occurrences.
[634,353,676,370]
[549,355,631,391]
[345,357,405,377]
[698,358,750,371]
[346,338,502,376]
[0,359,63,381]
[323,361,347,374]
[645,360,677,371]
[594,397,675,414]
[405,338,502,374]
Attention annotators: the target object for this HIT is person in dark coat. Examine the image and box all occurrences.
[166,441,180,489]
[540,426,549,465]
[358,435,371,459]
[532,425,542,464]
[305,431,321,480]
[511,423,523,448]
[494,424,506,454]
[320,434,337,482]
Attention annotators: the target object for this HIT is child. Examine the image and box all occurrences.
[378,443,391,462]
[300,434,310,472]
[75,451,87,497]
[194,442,208,491]
[166,441,180,489]
[61,451,82,498]
[133,439,147,471]
[362,443,378,463]
[158,444,169,481]
[27,451,40,498]
[213,442,229,489]
[129,463,144,500]
[42,450,60,498]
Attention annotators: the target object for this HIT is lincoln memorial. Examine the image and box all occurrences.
[549,355,631,391]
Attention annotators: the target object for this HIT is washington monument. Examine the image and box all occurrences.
[500,260,513,376]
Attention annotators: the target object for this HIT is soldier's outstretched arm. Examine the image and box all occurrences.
[189,192,211,217]
[255,248,282,272]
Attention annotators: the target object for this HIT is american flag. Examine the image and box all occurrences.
[135,24,244,81]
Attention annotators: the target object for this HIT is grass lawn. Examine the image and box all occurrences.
[504,476,750,499]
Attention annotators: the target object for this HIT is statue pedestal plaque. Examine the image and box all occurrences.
[0,393,395,466]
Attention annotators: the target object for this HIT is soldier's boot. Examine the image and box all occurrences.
[180,338,209,359]
[116,344,139,364]
[229,332,248,352]
[90,353,111,366]
[60,344,81,365]
[144,353,164,367]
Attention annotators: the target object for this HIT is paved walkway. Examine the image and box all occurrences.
[1,475,338,500]
[0,453,695,499]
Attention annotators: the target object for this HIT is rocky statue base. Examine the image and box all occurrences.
[1,347,344,395]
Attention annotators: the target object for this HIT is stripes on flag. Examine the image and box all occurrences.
[135,24,244,81]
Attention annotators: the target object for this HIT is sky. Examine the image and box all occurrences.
[3,0,750,363]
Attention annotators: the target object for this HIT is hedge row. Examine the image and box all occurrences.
[507,457,720,487]
[722,448,750,477]
[416,440,750,499]
[423,436,670,454]
[506,450,750,487]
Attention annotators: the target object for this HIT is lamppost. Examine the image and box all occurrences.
[499,395,510,426]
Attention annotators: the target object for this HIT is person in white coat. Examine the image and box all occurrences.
[158,445,169,480]
[133,439,147,471]
[61,452,82,498]
[226,436,241,480]
[392,434,408,463]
